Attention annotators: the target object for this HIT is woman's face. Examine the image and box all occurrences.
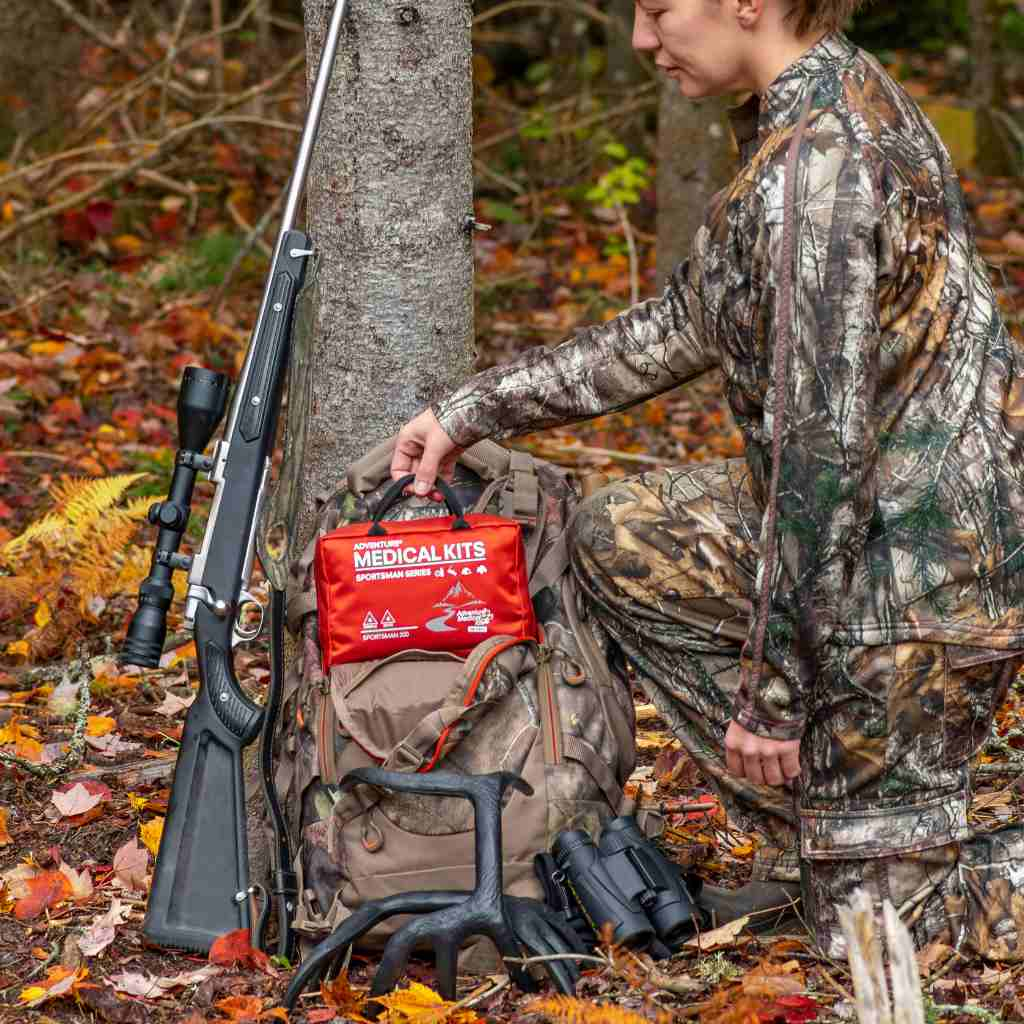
[632,0,755,98]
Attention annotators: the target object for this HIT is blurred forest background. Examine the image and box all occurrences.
[5,3,1024,1022]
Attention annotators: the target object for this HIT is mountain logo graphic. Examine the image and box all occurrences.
[362,612,378,630]
[434,580,484,610]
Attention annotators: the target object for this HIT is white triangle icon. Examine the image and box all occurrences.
[363,612,378,629]
[381,609,396,627]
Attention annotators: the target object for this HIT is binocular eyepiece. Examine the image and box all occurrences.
[549,815,704,952]
[121,367,229,668]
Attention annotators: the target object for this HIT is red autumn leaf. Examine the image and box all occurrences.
[54,779,112,803]
[47,396,84,424]
[150,210,180,239]
[208,928,273,974]
[112,406,143,429]
[306,1010,337,1023]
[214,994,264,1020]
[0,499,12,520]
[774,995,820,1023]
[14,870,73,920]
[85,200,115,235]
[58,209,96,247]
[213,142,244,175]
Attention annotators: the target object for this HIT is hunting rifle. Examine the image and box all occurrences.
[121,0,350,957]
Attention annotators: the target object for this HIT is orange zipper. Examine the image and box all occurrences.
[419,635,530,773]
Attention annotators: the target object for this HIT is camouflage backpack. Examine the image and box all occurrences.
[274,437,638,948]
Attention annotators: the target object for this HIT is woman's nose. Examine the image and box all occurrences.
[632,9,659,52]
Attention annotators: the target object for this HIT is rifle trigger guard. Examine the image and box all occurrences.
[233,590,265,645]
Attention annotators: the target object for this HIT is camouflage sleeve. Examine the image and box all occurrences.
[732,141,883,742]
[432,257,717,448]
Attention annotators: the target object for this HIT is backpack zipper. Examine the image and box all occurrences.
[536,643,563,765]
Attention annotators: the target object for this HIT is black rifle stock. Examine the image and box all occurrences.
[122,0,350,953]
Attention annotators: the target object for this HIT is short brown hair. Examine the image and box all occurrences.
[783,0,870,37]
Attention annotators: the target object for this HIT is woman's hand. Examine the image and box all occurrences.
[390,408,463,500]
[724,720,800,787]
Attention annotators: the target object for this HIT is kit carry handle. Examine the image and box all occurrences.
[369,474,470,535]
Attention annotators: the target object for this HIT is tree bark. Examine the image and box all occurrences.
[293,0,475,552]
[969,0,1018,176]
[603,0,647,153]
[656,88,735,289]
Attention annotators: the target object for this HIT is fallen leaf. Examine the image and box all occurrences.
[209,928,273,975]
[139,817,163,856]
[2,861,39,898]
[112,838,149,892]
[374,980,481,1024]
[215,994,265,1020]
[18,965,87,1007]
[0,807,11,845]
[14,870,73,920]
[77,923,116,957]
[321,969,366,1016]
[51,783,105,818]
[85,732,141,757]
[106,964,223,997]
[154,690,195,717]
[684,914,750,951]
[34,600,51,629]
[58,862,93,899]
[86,715,117,737]
[917,940,954,973]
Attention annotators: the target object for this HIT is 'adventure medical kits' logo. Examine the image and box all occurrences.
[315,513,537,668]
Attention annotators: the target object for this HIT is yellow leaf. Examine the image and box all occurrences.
[18,986,47,1004]
[0,807,11,845]
[111,234,144,255]
[126,792,147,812]
[34,601,51,629]
[6,640,29,658]
[140,817,164,856]
[730,843,755,859]
[27,340,67,357]
[374,981,480,1024]
[85,715,116,737]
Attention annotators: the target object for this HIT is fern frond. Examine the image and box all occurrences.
[70,517,142,612]
[524,997,658,1024]
[1,513,67,564]
[50,473,146,533]
[121,495,156,522]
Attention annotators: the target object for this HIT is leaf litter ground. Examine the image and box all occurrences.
[5,61,1024,1024]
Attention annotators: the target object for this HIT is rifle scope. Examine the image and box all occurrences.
[121,367,229,668]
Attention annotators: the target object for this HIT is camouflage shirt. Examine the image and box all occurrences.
[434,32,1024,734]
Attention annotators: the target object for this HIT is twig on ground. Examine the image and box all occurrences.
[0,283,71,321]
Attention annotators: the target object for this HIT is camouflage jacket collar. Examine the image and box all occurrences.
[728,32,858,160]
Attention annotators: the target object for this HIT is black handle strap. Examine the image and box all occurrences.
[369,474,470,535]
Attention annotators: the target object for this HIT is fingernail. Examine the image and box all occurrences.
[414,481,429,495]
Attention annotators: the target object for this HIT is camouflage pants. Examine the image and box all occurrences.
[569,459,1024,959]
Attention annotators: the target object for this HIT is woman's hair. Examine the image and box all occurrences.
[784,0,871,37]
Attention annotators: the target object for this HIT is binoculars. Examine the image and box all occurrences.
[540,815,705,952]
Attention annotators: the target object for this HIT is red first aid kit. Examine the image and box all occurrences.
[314,474,537,670]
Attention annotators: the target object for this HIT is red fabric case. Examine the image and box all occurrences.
[315,512,537,670]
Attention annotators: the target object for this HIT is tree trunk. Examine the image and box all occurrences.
[603,0,647,154]
[656,88,735,289]
[969,0,1018,176]
[245,0,475,908]
[293,0,475,545]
